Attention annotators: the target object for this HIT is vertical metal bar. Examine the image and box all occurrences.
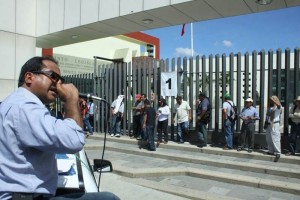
[259,50,266,133]
[209,55,214,132]
[229,53,234,98]
[252,51,257,107]
[202,55,207,94]
[244,52,250,100]
[122,62,127,135]
[276,49,282,100]
[222,54,227,98]
[177,57,182,97]
[215,54,220,133]
[127,62,132,136]
[183,57,188,100]
[138,62,142,94]
[294,48,300,97]
[142,61,147,96]
[170,58,176,141]
[268,50,273,98]
[195,55,200,96]
[236,53,241,133]
[284,48,291,135]
[189,57,194,126]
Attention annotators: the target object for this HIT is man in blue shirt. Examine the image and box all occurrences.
[237,98,259,153]
[0,56,119,200]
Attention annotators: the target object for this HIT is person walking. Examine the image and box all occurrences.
[157,98,170,147]
[110,95,125,137]
[173,96,192,143]
[287,96,300,155]
[88,99,95,130]
[237,98,259,153]
[196,92,211,148]
[264,96,282,162]
[222,93,235,150]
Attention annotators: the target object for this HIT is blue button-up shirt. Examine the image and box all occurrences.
[239,106,260,123]
[0,87,85,199]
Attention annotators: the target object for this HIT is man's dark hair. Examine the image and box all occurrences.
[18,56,59,87]
[144,99,151,106]
[141,93,147,98]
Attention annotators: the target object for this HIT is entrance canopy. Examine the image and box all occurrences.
[36,0,300,48]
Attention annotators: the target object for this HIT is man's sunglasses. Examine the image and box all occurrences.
[31,70,65,83]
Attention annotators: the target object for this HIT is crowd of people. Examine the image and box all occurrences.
[112,91,299,163]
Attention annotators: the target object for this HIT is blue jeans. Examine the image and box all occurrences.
[197,121,207,144]
[146,125,155,150]
[224,119,234,149]
[289,123,300,154]
[84,114,93,133]
[177,121,189,143]
[111,115,121,135]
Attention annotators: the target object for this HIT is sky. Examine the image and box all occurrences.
[143,6,300,59]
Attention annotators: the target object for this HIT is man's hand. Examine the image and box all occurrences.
[55,81,83,128]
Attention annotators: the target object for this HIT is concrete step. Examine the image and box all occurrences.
[85,133,300,199]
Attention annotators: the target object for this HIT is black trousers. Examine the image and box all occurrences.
[239,123,255,149]
[157,119,168,142]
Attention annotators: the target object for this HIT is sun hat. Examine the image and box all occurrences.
[245,98,253,102]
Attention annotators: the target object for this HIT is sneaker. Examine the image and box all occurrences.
[115,134,120,137]
[248,149,253,153]
[110,134,114,137]
[163,141,168,144]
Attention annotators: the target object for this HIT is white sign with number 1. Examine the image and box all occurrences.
[161,71,177,96]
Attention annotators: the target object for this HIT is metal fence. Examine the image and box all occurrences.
[62,48,300,137]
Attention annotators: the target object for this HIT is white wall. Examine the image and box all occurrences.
[53,37,142,62]
[0,0,36,101]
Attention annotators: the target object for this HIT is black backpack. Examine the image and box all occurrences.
[228,101,238,121]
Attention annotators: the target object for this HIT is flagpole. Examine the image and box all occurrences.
[191,22,194,57]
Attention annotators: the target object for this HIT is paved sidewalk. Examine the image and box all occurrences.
[85,133,300,200]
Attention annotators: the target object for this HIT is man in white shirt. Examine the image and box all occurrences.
[173,96,192,143]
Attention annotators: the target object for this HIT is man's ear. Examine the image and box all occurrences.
[24,72,34,85]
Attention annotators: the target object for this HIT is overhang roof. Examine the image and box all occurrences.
[37,0,300,48]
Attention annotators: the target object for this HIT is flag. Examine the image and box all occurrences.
[181,23,186,36]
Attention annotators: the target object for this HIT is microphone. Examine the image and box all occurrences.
[79,93,105,102]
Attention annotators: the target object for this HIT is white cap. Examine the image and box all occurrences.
[245,98,253,102]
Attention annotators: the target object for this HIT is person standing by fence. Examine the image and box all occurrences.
[157,98,170,147]
[142,99,157,151]
[196,92,211,148]
[88,99,95,130]
[131,94,143,139]
[222,93,235,150]
[173,96,192,143]
[264,96,282,162]
[286,96,300,156]
[110,95,125,137]
[237,98,259,153]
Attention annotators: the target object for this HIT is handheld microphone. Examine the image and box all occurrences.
[79,93,105,102]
